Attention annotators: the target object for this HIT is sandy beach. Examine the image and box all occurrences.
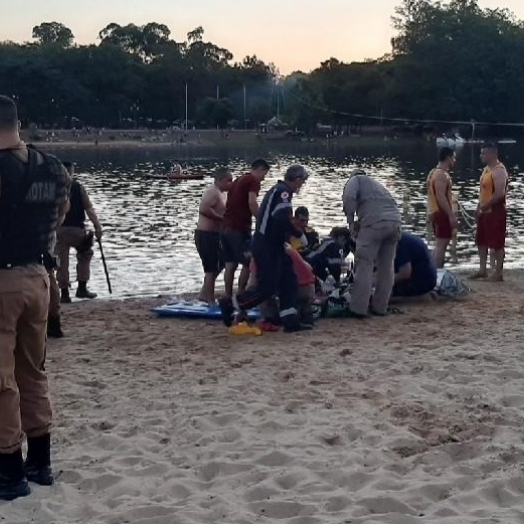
[2,272,524,523]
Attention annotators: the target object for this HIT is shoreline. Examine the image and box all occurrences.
[22,130,435,151]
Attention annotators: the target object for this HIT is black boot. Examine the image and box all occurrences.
[25,434,54,486]
[218,297,235,327]
[0,449,31,501]
[76,281,97,300]
[47,315,64,338]
[282,315,314,333]
[60,288,72,304]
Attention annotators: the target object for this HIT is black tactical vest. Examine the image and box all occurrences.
[61,180,86,228]
[0,145,68,268]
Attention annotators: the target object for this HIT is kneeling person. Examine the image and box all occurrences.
[307,227,354,284]
[392,232,437,297]
[289,206,320,256]
[250,244,316,329]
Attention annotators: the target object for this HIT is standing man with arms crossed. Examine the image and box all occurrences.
[219,165,312,333]
[427,147,459,268]
[342,169,401,318]
[0,95,70,500]
[471,143,509,281]
[56,161,102,303]
[221,159,270,297]
[194,167,232,304]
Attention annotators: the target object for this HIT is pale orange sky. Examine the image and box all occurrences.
[2,0,523,73]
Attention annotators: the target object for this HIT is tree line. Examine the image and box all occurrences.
[1,0,524,136]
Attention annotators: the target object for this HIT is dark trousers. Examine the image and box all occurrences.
[237,243,298,319]
[392,276,436,298]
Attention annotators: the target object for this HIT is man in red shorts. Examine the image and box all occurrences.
[221,159,270,297]
[426,147,458,268]
[471,143,508,281]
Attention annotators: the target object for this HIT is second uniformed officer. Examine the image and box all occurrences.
[0,95,70,501]
[56,161,102,303]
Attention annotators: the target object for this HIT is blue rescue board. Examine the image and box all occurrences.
[151,301,261,320]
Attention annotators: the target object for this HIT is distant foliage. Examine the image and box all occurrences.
[3,1,524,133]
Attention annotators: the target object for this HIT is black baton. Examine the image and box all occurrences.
[97,237,112,294]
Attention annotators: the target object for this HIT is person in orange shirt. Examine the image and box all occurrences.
[471,143,509,281]
[427,147,459,268]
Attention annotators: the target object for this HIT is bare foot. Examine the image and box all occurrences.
[468,272,488,280]
[197,295,214,305]
[486,274,503,282]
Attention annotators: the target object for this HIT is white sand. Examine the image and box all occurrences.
[3,273,524,523]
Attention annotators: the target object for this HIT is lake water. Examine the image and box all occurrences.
[47,141,524,299]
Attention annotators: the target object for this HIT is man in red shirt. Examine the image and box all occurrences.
[221,159,270,297]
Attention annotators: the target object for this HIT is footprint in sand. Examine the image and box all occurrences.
[243,484,282,502]
[257,450,294,467]
[249,500,317,519]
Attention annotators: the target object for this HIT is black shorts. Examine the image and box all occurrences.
[221,229,251,265]
[194,230,222,273]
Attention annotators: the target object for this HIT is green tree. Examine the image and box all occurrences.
[99,22,172,62]
[32,22,74,47]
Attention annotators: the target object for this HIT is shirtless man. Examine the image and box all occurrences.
[194,167,232,303]
[427,147,459,268]
[471,143,509,281]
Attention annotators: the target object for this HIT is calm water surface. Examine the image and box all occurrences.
[47,142,524,299]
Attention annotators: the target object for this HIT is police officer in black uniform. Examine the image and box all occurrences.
[56,161,102,303]
[219,164,311,333]
[0,95,70,501]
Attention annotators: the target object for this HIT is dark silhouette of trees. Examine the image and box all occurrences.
[2,1,524,134]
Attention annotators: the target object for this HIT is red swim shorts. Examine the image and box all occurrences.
[430,210,452,240]
[476,207,507,250]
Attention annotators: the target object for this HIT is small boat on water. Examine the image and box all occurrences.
[436,134,466,148]
[166,172,204,181]
[165,163,204,181]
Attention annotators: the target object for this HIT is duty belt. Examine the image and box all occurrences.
[0,256,44,270]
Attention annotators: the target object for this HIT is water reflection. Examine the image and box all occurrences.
[47,142,523,299]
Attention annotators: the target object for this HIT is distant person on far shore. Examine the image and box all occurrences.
[56,162,103,303]
[427,147,459,268]
[194,167,232,304]
[166,163,182,180]
[221,159,270,297]
[470,143,509,281]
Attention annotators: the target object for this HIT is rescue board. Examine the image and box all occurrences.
[151,300,261,320]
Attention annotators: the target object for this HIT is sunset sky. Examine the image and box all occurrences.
[2,0,523,73]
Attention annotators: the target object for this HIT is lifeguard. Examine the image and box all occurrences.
[427,147,458,268]
[471,143,508,281]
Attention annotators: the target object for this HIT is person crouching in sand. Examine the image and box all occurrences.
[248,243,316,331]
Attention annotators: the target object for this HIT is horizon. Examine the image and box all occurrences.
[2,0,524,74]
